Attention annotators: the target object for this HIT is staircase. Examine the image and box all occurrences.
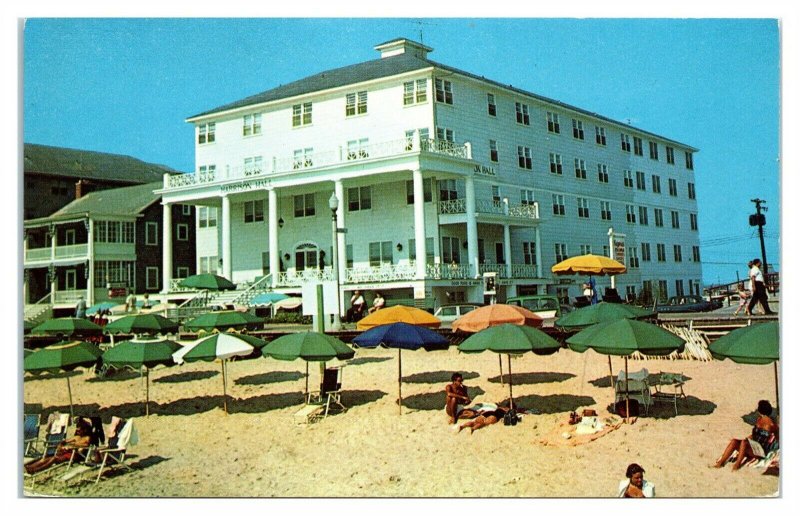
[24,293,53,326]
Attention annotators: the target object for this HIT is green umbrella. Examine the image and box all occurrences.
[566,319,685,421]
[24,340,103,418]
[709,321,779,412]
[104,314,180,335]
[458,324,561,409]
[178,273,236,291]
[262,332,355,399]
[32,317,103,338]
[184,311,265,332]
[102,337,182,416]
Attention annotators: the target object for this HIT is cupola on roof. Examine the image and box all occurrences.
[374,38,433,59]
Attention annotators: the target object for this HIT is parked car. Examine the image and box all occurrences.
[506,295,563,319]
[656,295,722,313]
[433,304,482,323]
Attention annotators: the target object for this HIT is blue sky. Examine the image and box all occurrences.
[22,18,780,286]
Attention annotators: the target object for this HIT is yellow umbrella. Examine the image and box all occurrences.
[551,254,627,276]
[356,305,441,330]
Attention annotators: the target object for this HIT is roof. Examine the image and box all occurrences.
[24,143,178,183]
[189,44,697,151]
[46,181,162,220]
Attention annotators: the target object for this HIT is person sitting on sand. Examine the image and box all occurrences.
[617,463,655,497]
[457,404,510,434]
[445,373,472,424]
[25,417,93,474]
[714,399,779,470]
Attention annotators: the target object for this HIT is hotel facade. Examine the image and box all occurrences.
[157,38,702,309]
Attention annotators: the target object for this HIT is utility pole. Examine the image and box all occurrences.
[750,198,769,275]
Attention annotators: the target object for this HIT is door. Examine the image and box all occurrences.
[65,269,77,290]
[65,229,76,246]
[295,244,319,271]
[495,242,505,264]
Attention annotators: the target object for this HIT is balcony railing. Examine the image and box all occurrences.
[438,199,539,220]
[277,268,336,287]
[25,244,88,262]
[426,263,474,280]
[25,247,51,262]
[166,137,472,189]
[53,290,85,304]
[345,264,417,283]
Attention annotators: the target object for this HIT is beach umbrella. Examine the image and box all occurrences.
[102,337,181,416]
[32,317,103,339]
[356,305,441,330]
[86,302,117,316]
[709,321,780,411]
[458,324,561,409]
[551,254,627,276]
[452,304,544,332]
[184,311,265,332]
[173,333,257,414]
[273,297,303,310]
[104,313,180,336]
[566,319,685,421]
[24,340,103,418]
[353,322,449,414]
[178,273,236,291]
[249,292,290,307]
[262,331,355,398]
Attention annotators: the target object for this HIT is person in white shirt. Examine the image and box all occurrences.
[617,463,656,498]
[747,259,775,315]
[368,292,385,314]
[346,290,366,322]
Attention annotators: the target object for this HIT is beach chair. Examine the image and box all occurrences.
[650,371,687,416]
[62,417,137,484]
[24,413,41,457]
[303,366,346,419]
[23,412,70,487]
[615,369,652,415]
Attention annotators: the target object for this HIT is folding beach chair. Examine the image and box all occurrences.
[615,369,652,415]
[23,412,70,487]
[62,417,137,484]
[23,414,41,457]
[297,366,346,424]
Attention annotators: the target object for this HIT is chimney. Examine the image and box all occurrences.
[75,179,88,199]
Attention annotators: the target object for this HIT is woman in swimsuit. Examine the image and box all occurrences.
[715,400,779,470]
[457,406,509,434]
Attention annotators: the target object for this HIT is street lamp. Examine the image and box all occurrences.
[329,192,342,329]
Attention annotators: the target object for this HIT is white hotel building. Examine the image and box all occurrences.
[157,38,702,309]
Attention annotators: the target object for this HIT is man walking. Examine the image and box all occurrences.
[747,259,776,315]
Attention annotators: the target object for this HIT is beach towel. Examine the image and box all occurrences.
[538,416,623,447]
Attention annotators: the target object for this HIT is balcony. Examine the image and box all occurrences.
[165,137,472,189]
[25,244,88,263]
[438,199,539,222]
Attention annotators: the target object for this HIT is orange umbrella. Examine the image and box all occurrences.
[356,305,441,330]
[452,304,544,333]
[551,254,626,276]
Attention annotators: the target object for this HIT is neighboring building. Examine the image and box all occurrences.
[156,38,702,309]
[23,143,177,219]
[24,182,196,308]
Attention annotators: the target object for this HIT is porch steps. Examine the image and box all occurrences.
[24,303,52,326]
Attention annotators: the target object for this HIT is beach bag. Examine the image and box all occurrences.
[615,399,639,418]
[503,409,518,426]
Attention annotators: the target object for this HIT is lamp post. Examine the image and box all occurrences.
[329,192,342,330]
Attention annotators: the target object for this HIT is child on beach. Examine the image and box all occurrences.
[733,283,751,316]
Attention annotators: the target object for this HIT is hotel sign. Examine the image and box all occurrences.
[220,178,273,193]
[473,164,496,176]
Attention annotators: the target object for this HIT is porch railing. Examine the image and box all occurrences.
[425,263,474,280]
[53,290,85,304]
[277,268,336,287]
[438,199,539,220]
[345,264,417,283]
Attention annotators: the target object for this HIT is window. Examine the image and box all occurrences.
[639,206,649,226]
[549,153,563,175]
[603,245,609,257]
[658,280,668,300]
[666,146,675,164]
[673,245,683,262]
[409,237,435,265]
[620,133,631,152]
[439,179,458,201]
[515,103,530,125]
[688,182,696,200]
[692,245,701,262]
[600,201,612,221]
[654,208,664,228]
[199,255,218,274]
[405,127,429,150]
[198,164,216,180]
[244,156,263,176]
[406,178,433,204]
[577,197,589,218]
[520,189,535,206]
[197,207,218,228]
[441,236,461,264]
[641,242,651,262]
[649,141,659,160]
[293,193,315,218]
[675,279,685,296]
[435,78,453,104]
[403,79,427,105]
[595,126,606,145]
[668,178,678,196]
[656,243,666,262]
[572,119,584,140]
[636,171,646,190]
[94,221,135,243]
[181,204,192,216]
[348,186,372,212]
[574,158,587,179]
[176,266,190,279]
[293,148,314,169]
[346,244,353,268]
[242,113,262,136]
[491,185,502,205]
[597,164,609,183]
[107,221,118,243]
[487,94,496,116]
[671,211,680,229]
[579,244,592,256]
[436,127,454,142]
[347,138,370,160]
[198,122,215,144]
[628,247,639,269]
[623,170,633,188]
[177,223,189,241]
[626,205,636,223]
[94,260,135,287]
[146,266,159,290]
[244,200,265,223]
[552,194,565,216]
[633,136,643,156]
[145,222,158,246]
[345,91,368,116]
[517,146,532,169]
[292,102,312,127]
[547,112,561,133]
[685,151,694,170]
[690,213,698,231]
[652,175,661,194]
[521,241,536,265]
[554,243,568,263]
[489,140,499,162]
[368,241,393,266]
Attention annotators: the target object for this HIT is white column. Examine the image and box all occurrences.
[412,170,427,280]
[221,195,232,279]
[335,180,346,285]
[535,227,543,278]
[50,227,57,300]
[162,203,173,293]
[503,224,512,279]
[268,188,279,288]
[465,176,479,278]
[87,218,95,305]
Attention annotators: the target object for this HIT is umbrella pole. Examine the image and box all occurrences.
[624,356,630,424]
[222,360,228,415]
[66,376,74,419]
[146,368,150,417]
[608,356,614,391]
[499,355,504,386]
[398,348,403,415]
[774,361,780,421]
[305,362,309,400]
[507,354,514,410]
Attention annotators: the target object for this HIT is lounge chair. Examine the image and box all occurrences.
[615,369,652,415]
[23,412,70,487]
[23,414,41,457]
[296,366,346,424]
[61,417,138,484]
[650,371,687,416]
